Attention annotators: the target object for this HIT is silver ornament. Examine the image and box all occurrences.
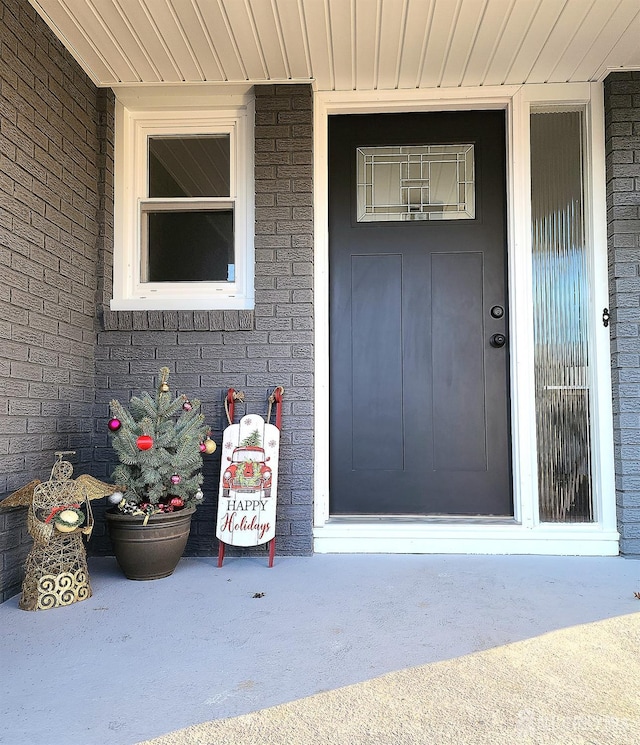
[108,491,124,505]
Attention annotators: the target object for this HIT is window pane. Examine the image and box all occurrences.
[148,136,230,197]
[143,210,234,282]
[531,111,593,523]
[356,144,475,222]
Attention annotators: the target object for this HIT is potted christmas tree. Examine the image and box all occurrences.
[105,367,216,580]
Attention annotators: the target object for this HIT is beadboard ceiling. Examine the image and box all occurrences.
[29,0,640,90]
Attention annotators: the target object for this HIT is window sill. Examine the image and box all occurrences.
[100,308,255,332]
[110,295,254,312]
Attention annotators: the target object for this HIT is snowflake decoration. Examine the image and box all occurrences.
[225,441,233,450]
[268,440,277,448]
[245,418,253,426]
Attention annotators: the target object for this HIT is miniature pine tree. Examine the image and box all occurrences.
[241,429,262,447]
[108,367,209,512]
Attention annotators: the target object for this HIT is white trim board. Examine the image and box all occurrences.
[313,83,618,556]
[314,522,620,556]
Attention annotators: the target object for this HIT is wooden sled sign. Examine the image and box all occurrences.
[216,413,280,548]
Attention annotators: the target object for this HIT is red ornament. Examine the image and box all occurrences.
[170,474,181,485]
[137,435,153,450]
[170,497,184,508]
[199,442,206,453]
[108,418,121,432]
[183,400,193,411]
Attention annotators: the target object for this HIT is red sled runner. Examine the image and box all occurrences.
[216,387,283,568]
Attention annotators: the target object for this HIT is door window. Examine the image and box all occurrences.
[356,144,475,222]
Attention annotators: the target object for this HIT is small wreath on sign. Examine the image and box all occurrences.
[53,507,85,533]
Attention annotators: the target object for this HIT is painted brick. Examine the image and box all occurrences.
[605,72,640,557]
[0,0,99,599]
[255,318,293,331]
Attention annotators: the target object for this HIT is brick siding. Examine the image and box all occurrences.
[604,72,640,557]
[0,0,100,601]
[91,84,315,558]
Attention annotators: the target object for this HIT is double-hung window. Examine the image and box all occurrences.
[112,101,254,310]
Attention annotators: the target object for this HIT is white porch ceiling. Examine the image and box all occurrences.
[29,0,640,91]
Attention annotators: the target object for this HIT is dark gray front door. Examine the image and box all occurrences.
[329,110,512,516]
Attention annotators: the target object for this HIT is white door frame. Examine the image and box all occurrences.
[313,83,618,555]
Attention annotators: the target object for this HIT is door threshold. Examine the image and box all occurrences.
[328,514,518,525]
[314,519,619,556]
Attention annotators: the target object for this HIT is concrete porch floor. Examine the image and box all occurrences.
[1,554,638,745]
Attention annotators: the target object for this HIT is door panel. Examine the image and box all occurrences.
[431,251,487,472]
[329,110,512,516]
[351,254,404,472]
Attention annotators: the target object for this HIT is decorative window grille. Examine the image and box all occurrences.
[356,144,475,222]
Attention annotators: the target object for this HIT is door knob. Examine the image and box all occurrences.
[490,333,506,348]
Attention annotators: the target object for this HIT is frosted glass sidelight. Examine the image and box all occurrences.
[356,144,475,222]
[531,111,593,522]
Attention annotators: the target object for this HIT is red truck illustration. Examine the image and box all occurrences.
[222,446,272,498]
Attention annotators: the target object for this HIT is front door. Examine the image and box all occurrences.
[329,110,512,516]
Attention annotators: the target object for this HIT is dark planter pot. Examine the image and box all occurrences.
[105,507,195,580]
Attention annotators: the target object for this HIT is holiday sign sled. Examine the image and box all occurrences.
[216,388,282,567]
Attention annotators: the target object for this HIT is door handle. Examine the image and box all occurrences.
[490,333,506,348]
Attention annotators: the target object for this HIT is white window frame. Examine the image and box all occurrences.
[112,99,254,311]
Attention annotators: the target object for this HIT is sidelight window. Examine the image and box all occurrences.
[531,109,593,523]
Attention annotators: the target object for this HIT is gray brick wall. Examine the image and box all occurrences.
[604,72,640,557]
[0,0,100,600]
[92,84,314,558]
